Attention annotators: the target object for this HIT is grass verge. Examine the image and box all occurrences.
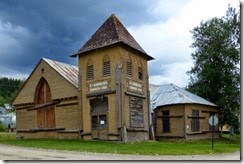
[0,133,240,155]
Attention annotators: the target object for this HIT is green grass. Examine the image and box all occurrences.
[0,133,240,155]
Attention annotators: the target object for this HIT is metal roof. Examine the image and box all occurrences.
[43,58,79,88]
[71,14,154,60]
[150,83,217,111]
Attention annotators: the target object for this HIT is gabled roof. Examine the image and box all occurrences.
[150,83,217,110]
[12,58,79,105]
[71,14,154,60]
[43,58,79,88]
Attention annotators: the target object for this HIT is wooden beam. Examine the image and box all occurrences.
[125,91,146,99]
[187,116,206,119]
[157,115,183,118]
[86,90,116,97]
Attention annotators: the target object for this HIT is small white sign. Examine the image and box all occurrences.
[89,81,108,92]
[128,80,143,92]
[209,115,219,126]
[100,120,105,125]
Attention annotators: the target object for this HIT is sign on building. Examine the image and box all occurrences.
[89,81,109,93]
[128,80,143,93]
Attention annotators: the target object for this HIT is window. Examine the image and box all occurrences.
[162,111,170,132]
[191,110,200,131]
[87,65,94,80]
[90,97,108,129]
[99,114,107,129]
[127,61,132,76]
[103,56,110,76]
[138,66,143,80]
[92,115,107,129]
[87,59,93,80]
[92,115,98,129]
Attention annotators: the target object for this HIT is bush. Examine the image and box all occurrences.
[0,121,6,132]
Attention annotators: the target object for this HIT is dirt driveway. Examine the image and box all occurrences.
[0,144,240,161]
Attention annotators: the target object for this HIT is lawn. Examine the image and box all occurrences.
[0,133,240,155]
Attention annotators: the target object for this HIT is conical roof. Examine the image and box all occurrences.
[71,14,154,60]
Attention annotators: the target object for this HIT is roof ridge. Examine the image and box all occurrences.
[111,14,120,41]
[42,57,77,68]
[170,83,203,102]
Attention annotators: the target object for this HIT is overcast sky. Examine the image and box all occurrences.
[0,0,240,87]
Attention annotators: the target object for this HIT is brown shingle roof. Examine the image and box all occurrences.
[71,14,154,60]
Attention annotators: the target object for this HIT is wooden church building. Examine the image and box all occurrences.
[13,14,154,142]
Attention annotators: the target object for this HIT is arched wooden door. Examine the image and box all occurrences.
[36,78,55,128]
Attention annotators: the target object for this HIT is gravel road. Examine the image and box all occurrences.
[0,144,241,161]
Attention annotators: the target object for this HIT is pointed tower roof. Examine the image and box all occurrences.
[71,14,154,60]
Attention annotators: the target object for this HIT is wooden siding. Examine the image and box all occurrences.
[155,104,220,140]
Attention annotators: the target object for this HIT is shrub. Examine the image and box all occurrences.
[0,121,6,132]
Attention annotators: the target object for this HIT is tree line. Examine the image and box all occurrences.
[0,77,25,107]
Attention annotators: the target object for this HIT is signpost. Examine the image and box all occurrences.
[209,115,219,150]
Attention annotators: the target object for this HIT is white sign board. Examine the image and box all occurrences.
[89,81,108,92]
[128,81,143,93]
[209,115,218,126]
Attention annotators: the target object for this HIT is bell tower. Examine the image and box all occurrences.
[71,14,154,142]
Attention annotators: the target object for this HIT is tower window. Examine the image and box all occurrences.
[138,66,143,80]
[87,59,94,80]
[127,61,132,76]
[87,65,94,80]
[103,56,110,76]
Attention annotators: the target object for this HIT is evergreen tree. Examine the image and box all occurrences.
[0,77,25,107]
[186,5,240,132]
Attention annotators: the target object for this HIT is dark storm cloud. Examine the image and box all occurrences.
[0,0,163,77]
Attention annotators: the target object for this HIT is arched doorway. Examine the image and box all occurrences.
[36,78,55,128]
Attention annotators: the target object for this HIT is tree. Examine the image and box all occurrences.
[186,5,240,132]
[0,77,25,107]
[0,96,6,107]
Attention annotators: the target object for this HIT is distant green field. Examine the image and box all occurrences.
[0,133,240,155]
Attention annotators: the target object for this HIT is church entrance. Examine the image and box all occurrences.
[36,78,55,128]
[90,96,108,140]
